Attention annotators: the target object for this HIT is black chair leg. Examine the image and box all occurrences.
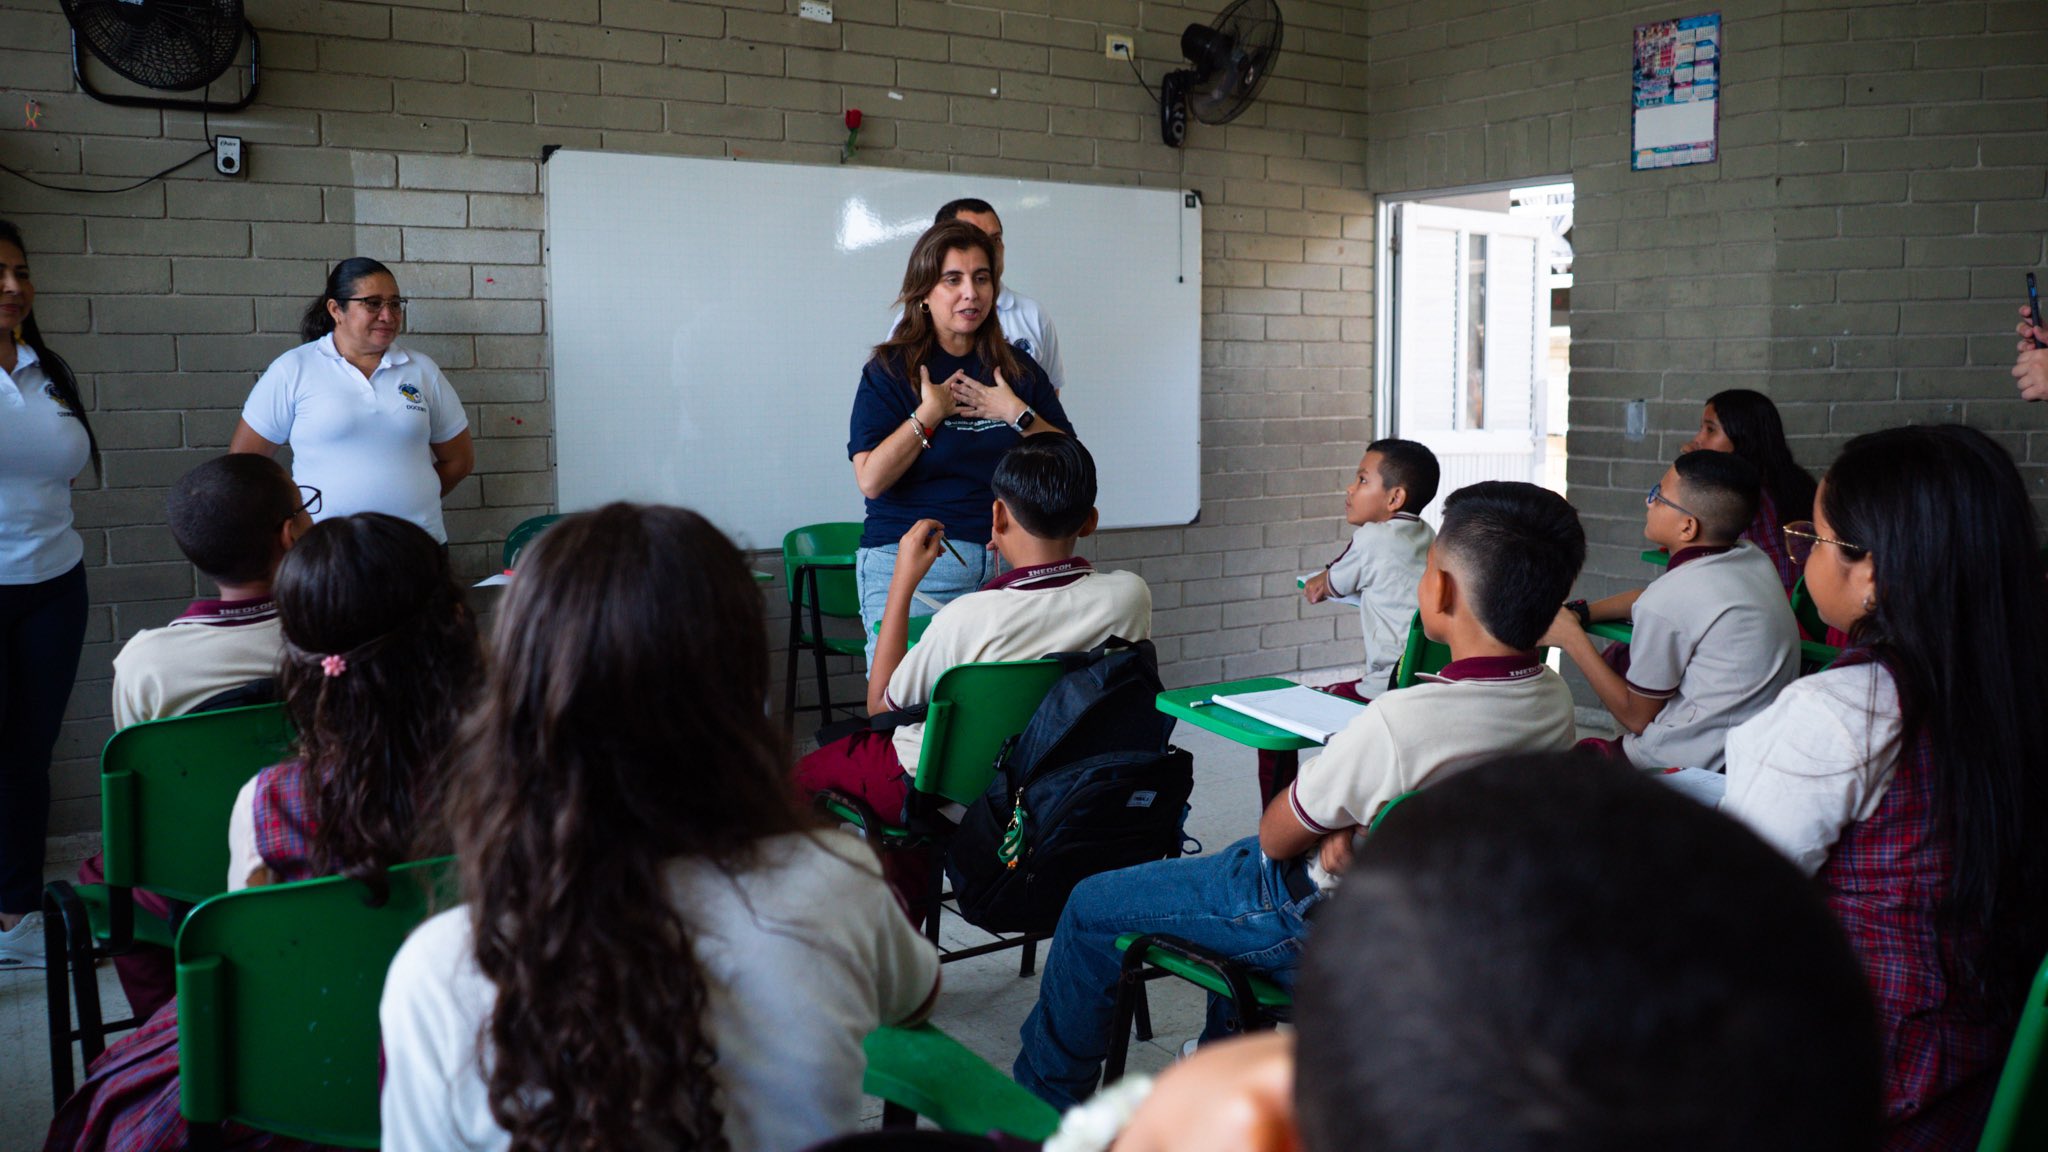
[881,1101,917,1130]
[783,585,802,732]
[1017,934,1038,978]
[1105,965,1144,1085]
[807,569,835,725]
[186,1121,225,1152]
[921,860,944,946]
[1133,979,1154,1042]
[43,887,74,1109]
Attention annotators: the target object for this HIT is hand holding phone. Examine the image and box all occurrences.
[2026,273,2041,350]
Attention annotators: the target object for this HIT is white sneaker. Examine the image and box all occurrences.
[0,911,46,969]
[1178,1037,1201,1060]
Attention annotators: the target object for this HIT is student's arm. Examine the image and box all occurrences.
[1541,609,1668,735]
[430,428,474,495]
[1258,789,1324,861]
[229,419,282,456]
[1114,1032,1297,1152]
[866,519,948,714]
[1585,587,1642,623]
[853,367,954,499]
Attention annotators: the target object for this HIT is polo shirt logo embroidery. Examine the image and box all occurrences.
[396,381,427,412]
[41,381,79,418]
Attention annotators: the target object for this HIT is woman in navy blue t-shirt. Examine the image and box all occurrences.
[847,220,1071,664]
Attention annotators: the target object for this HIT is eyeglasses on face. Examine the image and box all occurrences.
[1646,482,1699,521]
[296,485,322,517]
[1782,521,1867,567]
[341,296,407,316]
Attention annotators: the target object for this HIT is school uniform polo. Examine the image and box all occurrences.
[110,597,282,730]
[1620,542,1801,772]
[1291,653,1577,890]
[884,558,1152,773]
[240,335,468,543]
[0,341,90,584]
[1323,513,1434,688]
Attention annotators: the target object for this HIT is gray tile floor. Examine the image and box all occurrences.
[2,704,1616,1146]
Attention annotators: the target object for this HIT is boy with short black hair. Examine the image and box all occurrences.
[1014,481,1585,1109]
[1301,438,1440,693]
[1547,449,1799,772]
[795,436,1150,906]
[111,453,310,728]
[1100,754,1883,1152]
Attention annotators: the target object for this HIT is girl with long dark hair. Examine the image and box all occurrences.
[380,503,939,1152]
[846,220,1072,664]
[44,513,480,1151]
[229,258,474,544]
[1682,388,1817,592]
[1722,424,2048,1150]
[0,219,99,966]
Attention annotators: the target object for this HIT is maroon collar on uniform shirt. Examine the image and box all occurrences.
[1419,652,1546,684]
[174,596,279,626]
[1666,543,1737,571]
[1392,512,1424,523]
[983,557,1094,591]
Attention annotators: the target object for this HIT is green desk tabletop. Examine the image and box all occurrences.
[1641,548,1670,567]
[1157,677,1364,752]
[1587,620,1634,644]
[752,570,773,583]
[1583,617,1840,668]
[868,614,934,646]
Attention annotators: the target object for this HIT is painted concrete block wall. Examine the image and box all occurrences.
[0,0,1373,835]
[1367,0,2047,603]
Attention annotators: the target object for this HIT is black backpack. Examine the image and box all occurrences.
[944,638,1194,934]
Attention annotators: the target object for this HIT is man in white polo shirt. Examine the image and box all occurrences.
[893,198,1066,392]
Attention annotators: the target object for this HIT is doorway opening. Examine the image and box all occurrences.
[1374,181,1575,523]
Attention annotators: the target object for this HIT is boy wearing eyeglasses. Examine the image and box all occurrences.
[1543,450,1800,771]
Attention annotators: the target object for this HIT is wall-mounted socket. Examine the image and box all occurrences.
[214,135,243,177]
[798,0,833,23]
[1625,398,1648,441]
[1106,34,1134,59]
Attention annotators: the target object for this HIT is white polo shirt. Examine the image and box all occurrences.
[1620,543,1801,772]
[1324,513,1434,689]
[887,286,1065,391]
[111,595,282,730]
[883,558,1151,773]
[0,341,90,584]
[241,335,468,542]
[1291,654,1577,890]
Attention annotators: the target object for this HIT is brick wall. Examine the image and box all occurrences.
[1,0,1372,835]
[1367,0,2048,607]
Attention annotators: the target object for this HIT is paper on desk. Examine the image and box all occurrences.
[1212,686,1367,744]
[1653,766,1727,808]
[474,572,512,588]
[1298,572,1360,607]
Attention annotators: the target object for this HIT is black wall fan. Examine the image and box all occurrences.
[62,0,260,112]
[1160,0,1283,148]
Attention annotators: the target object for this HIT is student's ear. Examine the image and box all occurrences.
[1385,484,1408,515]
[991,498,1010,540]
[1075,507,1100,539]
[1678,513,1701,545]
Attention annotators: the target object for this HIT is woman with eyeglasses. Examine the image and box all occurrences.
[0,220,98,968]
[1681,389,1816,594]
[1722,425,2048,1151]
[230,258,473,544]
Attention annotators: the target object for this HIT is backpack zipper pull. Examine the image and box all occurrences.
[999,791,1027,869]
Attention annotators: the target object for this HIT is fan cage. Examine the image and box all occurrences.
[62,0,245,92]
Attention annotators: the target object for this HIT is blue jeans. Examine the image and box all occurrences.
[1013,836,1319,1109]
[855,541,998,668]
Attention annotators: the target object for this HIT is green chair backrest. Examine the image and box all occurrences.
[1391,611,1453,690]
[100,703,294,904]
[862,1024,1060,1141]
[1790,574,1829,641]
[911,659,1066,807]
[502,513,562,569]
[783,522,866,621]
[177,857,456,1148]
[1979,948,2048,1152]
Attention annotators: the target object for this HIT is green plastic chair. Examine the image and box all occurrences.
[501,513,561,570]
[42,703,293,1107]
[1389,610,1453,690]
[176,857,455,1149]
[784,522,868,730]
[863,1023,1060,1140]
[1978,949,2048,1152]
[1101,790,1419,1085]
[817,658,1066,973]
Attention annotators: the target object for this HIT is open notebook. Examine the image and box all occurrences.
[1211,686,1368,744]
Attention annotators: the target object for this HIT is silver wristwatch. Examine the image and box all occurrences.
[1012,407,1037,433]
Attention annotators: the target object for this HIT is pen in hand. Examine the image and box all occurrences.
[935,530,965,568]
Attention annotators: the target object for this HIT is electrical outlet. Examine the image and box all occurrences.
[214,135,243,177]
[1106,34,1134,60]
[798,0,833,23]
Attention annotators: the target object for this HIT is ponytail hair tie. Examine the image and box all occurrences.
[320,654,349,677]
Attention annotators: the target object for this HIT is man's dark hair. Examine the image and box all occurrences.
[1435,482,1585,650]
[168,454,300,584]
[1366,438,1441,515]
[1671,449,1762,542]
[1296,754,1883,1152]
[992,436,1096,540]
[934,198,997,225]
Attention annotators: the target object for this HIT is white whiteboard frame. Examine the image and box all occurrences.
[545,150,1203,552]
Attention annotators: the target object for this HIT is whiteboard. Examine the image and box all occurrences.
[545,150,1202,551]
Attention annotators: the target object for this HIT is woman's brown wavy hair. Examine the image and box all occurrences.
[273,512,478,899]
[872,219,1022,390]
[446,503,809,1152]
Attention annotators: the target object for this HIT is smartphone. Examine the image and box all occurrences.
[2029,273,2041,349]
